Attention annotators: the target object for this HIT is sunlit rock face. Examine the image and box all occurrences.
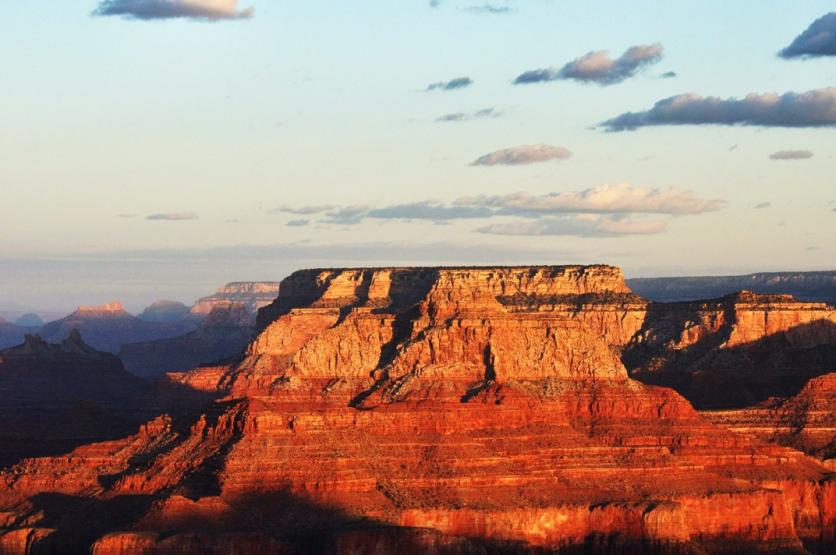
[0,267,834,554]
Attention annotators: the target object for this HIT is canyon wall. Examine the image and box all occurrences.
[0,266,833,554]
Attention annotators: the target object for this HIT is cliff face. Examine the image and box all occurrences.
[190,282,281,317]
[625,291,836,409]
[0,267,833,554]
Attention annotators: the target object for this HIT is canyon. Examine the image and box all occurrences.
[0,266,833,554]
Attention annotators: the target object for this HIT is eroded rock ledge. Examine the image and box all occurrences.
[0,266,833,554]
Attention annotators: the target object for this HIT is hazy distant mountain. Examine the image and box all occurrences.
[0,318,27,349]
[40,301,198,354]
[121,303,254,379]
[139,300,193,323]
[628,271,836,303]
[14,313,44,328]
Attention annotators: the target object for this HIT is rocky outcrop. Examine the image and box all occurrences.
[0,331,152,467]
[625,291,836,409]
[0,267,833,554]
[190,282,281,318]
[628,270,836,303]
[704,373,836,465]
[40,302,198,354]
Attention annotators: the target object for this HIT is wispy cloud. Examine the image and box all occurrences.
[659,71,677,79]
[477,214,667,237]
[456,184,724,215]
[602,87,836,131]
[286,219,310,227]
[769,149,813,160]
[270,205,336,215]
[754,202,771,209]
[470,145,572,166]
[322,202,494,225]
[465,4,512,14]
[514,43,663,86]
[779,12,836,58]
[426,77,473,92]
[435,107,501,122]
[146,212,199,221]
[93,0,254,21]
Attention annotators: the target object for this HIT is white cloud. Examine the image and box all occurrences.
[470,145,572,166]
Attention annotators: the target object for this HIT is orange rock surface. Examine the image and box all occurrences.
[0,266,833,554]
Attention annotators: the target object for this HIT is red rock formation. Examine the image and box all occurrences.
[625,291,836,409]
[0,267,833,554]
[704,373,836,466]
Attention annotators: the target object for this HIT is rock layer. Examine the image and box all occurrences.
[0,267,833,554]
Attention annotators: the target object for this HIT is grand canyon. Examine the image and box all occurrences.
[0,265,833,554]
[3,3,834,554]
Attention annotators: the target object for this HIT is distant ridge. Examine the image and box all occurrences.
[627,270,836,303]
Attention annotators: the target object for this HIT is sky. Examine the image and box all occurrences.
[0,1,834,312]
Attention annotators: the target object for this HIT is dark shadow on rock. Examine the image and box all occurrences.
[624,310,836,409]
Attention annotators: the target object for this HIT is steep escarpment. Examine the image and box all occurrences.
[191,282,281,318]
[0,267,833,554]
[625,291,836,409]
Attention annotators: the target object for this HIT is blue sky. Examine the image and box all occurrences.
[1,1,834,311]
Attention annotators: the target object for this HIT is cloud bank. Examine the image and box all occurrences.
[426,77,473,92]
[769,149,814,160]
[146,212,199,221]
[470,145,572,166]
[602,87,836,131]
[779,12,836,58]
[514,43,663,86]
[93,0,254,21]
[277,184,722,238]
[271,205,336,215]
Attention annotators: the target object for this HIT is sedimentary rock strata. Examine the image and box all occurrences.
[0,267,833,554]
[625,291,836,409]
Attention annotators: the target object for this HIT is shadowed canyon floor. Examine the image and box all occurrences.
[0,266,834,554]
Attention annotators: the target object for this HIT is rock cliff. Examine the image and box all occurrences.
[0,267,833,554]
[625,291,836,409]
[190,282,281,318]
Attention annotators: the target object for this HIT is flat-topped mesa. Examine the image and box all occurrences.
[236,266,646,400]
[258,265,633,325]
[191,281,281,317]
[73,301,128,316]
